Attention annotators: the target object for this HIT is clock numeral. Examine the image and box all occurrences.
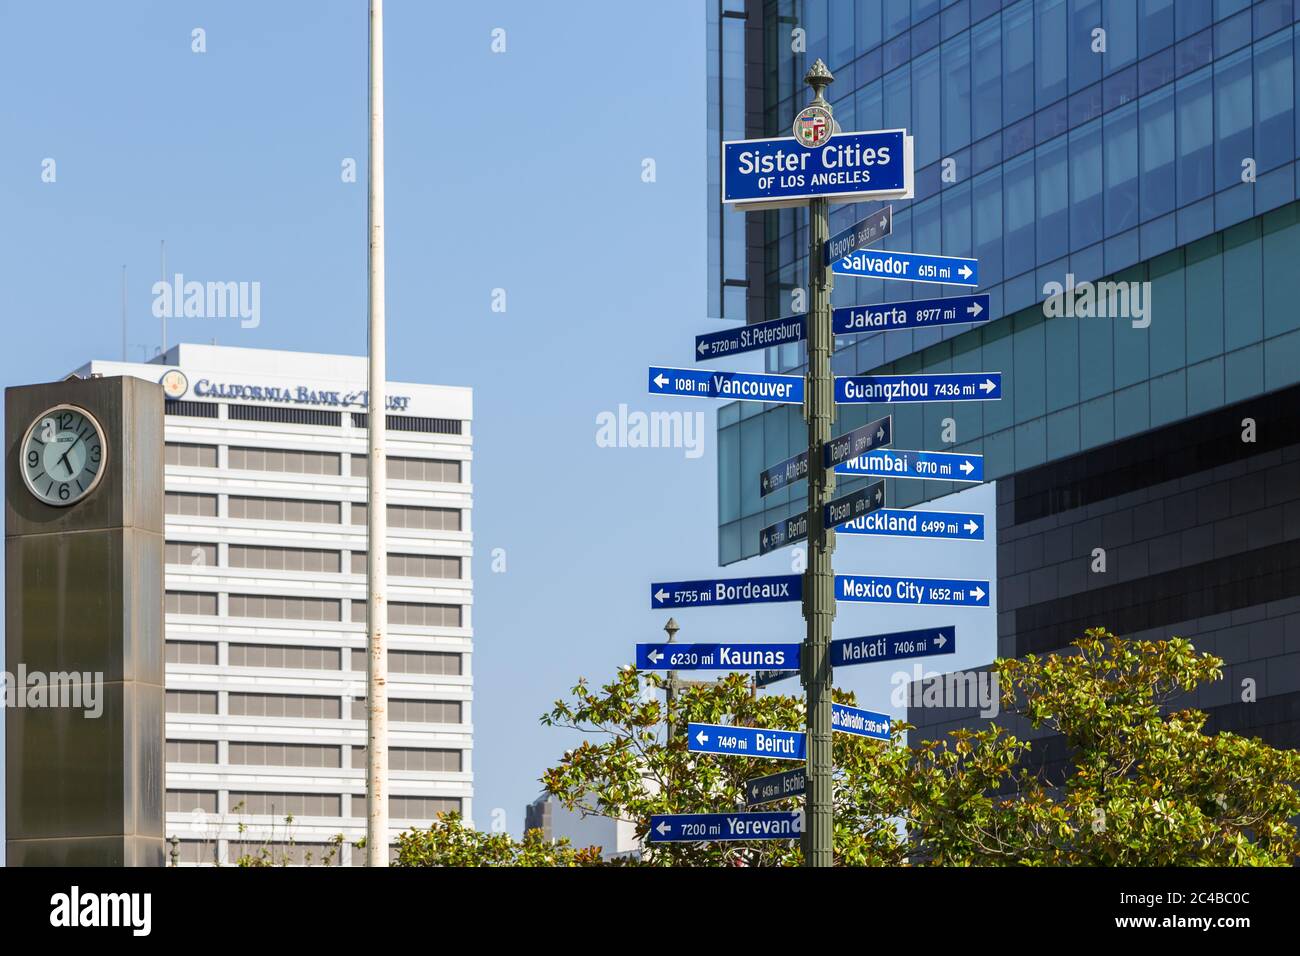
[27,450,38,469]
[90,444,101,463]
[58,483,70,501]
[57,412,74,431]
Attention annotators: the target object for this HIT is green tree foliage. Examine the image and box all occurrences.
[394,812,604,867]
[540,630,1300,866]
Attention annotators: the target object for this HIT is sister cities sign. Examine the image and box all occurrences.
[722,129,915,211]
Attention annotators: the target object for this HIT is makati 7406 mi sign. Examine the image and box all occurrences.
[722,129,915,211]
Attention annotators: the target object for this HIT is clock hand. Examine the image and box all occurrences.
[58,448,74,477]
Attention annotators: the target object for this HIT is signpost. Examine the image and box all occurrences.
[745,767,806,806]
[648,811,804,843]
[687,722,806,762]
[830,626,956,667]
[830,703,892,741]
[759,512,809,555]
[835,574,990,607]
[838,507,985,540]
[695,315,805,361]
[722,129,914,210]
[834,372,1002,404]
[649,366,804,404]
[831,249,979,287]
[636,643,800,671]
[823,414,892,468]
[834,448,985,483]
[823,480,886,529]
[651,573,802,609]
[759,450,809,497]
[832,293,990,335]
[824,206,892,265]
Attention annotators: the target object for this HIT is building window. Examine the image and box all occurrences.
[229,644,342,670]
[227,841,341,865]
[228,496,341,524]
[164,400,218,418]
[228,446,341,476]
[164,541,217,567]
[166,740,218,764]
[165,690,218,715]
[165,591,218,616]
[228,791,342,818]
[226,405,341,427]
[228,693,341,719]
[350,503,461,531]
[349,794,461,820]
[350,455,461,483]
[164,442,218,467]
[165,492,218,517]
[227,594,342,622]
[229,544,341,573]
[351,747,461,772]
[349,552,461,579]
[165,790,218,814]
[350,648,460,675]
[350,601,461,627]
[350,698,461,724]
[227,741,341,768]
[165,640,218,665]
[350,412,462,434]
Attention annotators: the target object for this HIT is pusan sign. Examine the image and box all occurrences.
[722,129,915,210]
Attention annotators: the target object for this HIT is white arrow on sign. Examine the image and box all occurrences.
[960,460,975,476]
[695,729,709,746]
[964,519,979,535]
[874,487,883,503]
[967,301,983,318]
[653,373,669,389]
[958,265,973,280]
[654,588,669,603]
[648,649,664,664]
[979,378,997,394]
[875,427,885,441]
[751,785,759,797]
[878,216,887,229]
[697,341,708,356]
[970,586,986,602]
[934,633,948,648]
[656,821,671,836]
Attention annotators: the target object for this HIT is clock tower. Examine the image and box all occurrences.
[5,374,165,865]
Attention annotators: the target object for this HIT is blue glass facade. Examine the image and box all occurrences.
[715,0,1300,565]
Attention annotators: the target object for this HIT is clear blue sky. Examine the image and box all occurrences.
[0,0,995,839]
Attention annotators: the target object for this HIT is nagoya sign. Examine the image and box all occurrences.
[835,372,1002,404]
[722,130,915,210]
[824,206,892,265]
[648,811,804,843]
[649,366,803,404]
[831,626,956,667]
[695,315,805,361]
[636,643,800,671]
[832,294,990,335]
[832,249,979,287]
[651,573,802,609]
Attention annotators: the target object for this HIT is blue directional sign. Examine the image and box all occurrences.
[824,414,892,468]
[759,512,808,555]
[696,315,805,361]
[831,703,892,741]
[835,574,990,607]
[649,366,803,404]
[832,294,991,335]
[835,372,1002,404]
[745,767,806,807]
[824,206,893,265]
[838,507,986,540]
[831,249,979,287]
[649,811,804,843]
[651,574,802,609]
[754,669,798,688]
[831,626,956,667]
[760,450,808,497]
[835,448,984,483]
[635,643,801,671]
[723,130,913,208]
[824,480,886,530]
[687,722,806,762]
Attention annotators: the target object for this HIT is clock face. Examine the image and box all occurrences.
[20,405,108,507]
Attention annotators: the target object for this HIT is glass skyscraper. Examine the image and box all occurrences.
[708,0,1300,752]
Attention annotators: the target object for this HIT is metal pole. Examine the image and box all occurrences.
[365,0,389,867]
[664,617,680,739]
[121,265,127,362]
[800,59,836,868]
[160,241,167,355]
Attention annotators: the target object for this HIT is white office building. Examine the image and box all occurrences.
[72,344,473,865]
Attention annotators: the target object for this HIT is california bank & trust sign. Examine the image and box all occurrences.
[191,379,412,411]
